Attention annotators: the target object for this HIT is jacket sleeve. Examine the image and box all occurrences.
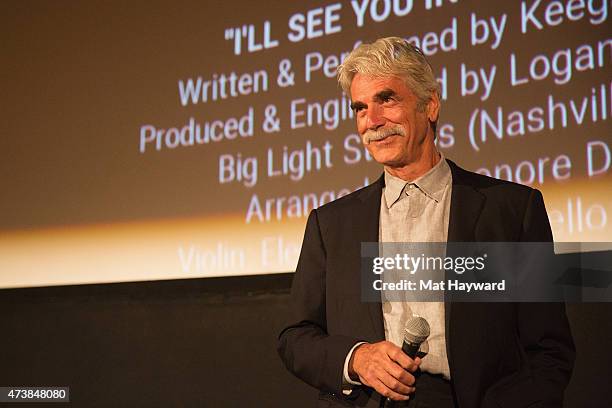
[277,209,361,395]
[517,189,575,406]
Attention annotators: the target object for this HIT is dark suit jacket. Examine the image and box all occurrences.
[278,160,575,408]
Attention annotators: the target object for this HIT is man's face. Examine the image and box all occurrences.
[350,73,439,170]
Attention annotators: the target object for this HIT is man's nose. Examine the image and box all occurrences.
[366,104,385,129]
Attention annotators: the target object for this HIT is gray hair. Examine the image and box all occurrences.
[337,37,440,112]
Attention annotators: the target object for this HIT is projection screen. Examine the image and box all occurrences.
[1,0,610,288]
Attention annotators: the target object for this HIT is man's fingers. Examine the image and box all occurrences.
[370,378,410,401]
[387,346,420,372]
[371,345,418,388]
[358,361,415,393]
[378,369,415,395]
[383,360,416,387]
[352,340,420,399]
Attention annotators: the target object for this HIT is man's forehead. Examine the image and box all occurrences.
[350,74,410,100]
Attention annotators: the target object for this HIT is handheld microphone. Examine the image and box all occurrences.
[402,316,430,359]
[383,316,430,407]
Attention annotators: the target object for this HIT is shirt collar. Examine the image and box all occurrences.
[383,153,451,209]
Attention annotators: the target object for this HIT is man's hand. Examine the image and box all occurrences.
[348,341,421,401]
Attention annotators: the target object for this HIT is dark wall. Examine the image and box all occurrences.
[0,276,610,407]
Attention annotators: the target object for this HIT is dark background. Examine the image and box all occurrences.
[0,276,610,407]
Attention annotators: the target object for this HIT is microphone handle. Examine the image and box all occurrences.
[381,340,421,407]
[401,340,421,359]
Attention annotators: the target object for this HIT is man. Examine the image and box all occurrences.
[278,37,574,407]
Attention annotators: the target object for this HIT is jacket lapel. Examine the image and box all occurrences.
[445,160,486,374]
[447,160,486,243]
[357,174,386,340]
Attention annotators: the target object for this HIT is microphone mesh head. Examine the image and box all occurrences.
[404,316,430,344]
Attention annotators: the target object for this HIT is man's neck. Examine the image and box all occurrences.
[385,148,441,182]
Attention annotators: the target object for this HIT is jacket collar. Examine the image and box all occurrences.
[356,159,486,242]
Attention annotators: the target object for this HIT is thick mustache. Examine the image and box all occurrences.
[362,126,406,145]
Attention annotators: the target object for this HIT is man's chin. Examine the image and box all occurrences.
[367,149,404,167]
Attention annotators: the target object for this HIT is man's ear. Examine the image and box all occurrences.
[426,92,440,122]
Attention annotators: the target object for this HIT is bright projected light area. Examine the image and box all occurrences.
[1,1,610,288]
